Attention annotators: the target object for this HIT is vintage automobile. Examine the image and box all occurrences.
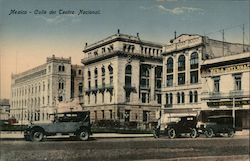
[198,115,235,138]
[165,116,198,139]
[24,111,92,142]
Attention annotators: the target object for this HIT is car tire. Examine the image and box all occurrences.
[190,128,198,138]
[77,129,89,141]
[227,129,235,137]
[168,128,176,139]
[205,128,214,138]
[31,130,44,142]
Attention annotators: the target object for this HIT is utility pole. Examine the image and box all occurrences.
[222,29,224,56]
[242,24,245,52]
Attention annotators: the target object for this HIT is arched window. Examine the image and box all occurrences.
[102,66,105,87]
[108,65,113,85]
[177,92,180,104]
[190,52,199,69]
[94,68,98,88]
[88,70,91,79]
[178,55,185,71]
[194,91,198,103]
[94,68,98,78]
[102,66,105,76]
[125,65,132,87]
[189,91,193,103]
[167,57,174,73]
[181,92,185,103]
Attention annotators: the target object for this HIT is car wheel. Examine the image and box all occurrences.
[77,129,89,141]
[168,128,176,139]
[227,129,235,137]
[190,128,198,138]
[205,128,214,138]
[31,130,44,142]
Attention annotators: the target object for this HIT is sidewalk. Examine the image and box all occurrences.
[0,131,153,140]
[0,130,249,140]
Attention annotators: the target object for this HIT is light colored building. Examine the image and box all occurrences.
[161,34,249,124]
[200,52,250,129]
[81,30,163,126]
[0,99,10,120]
[10,55,84,124]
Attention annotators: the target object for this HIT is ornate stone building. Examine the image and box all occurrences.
[10,55,84,124]
[161,34,250,124]
[81,31,163,125]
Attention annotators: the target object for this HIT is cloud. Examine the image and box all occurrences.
[36,15,65,24]
[157,5,204,15]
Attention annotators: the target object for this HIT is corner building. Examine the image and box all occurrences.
[10,55,84,124]
[161,34,249,124]
[200,52,250,129]
[82,31,163,126]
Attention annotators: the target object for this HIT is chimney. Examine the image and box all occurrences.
[85,43,88,47]
[117,29,120,34]
[174,31,177,39]
[137,32,139,37]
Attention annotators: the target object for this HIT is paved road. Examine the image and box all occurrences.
[0,136,249,161]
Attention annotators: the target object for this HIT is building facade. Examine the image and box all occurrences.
[10,55,84,124]
[200,52,250,129]
[81,31,163,126]
[161,34,249,124]
[0,99,10,120]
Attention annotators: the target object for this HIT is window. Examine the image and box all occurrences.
[157,94,162,104]
[94,111,97,121]
[167,75,173,87]
[190,52,199,69]
[142,93,147,103]
[78,83,83,94]
[194,91,198,103]
[125,65,132,87]
[181,92,185,103]
[109,110,112,119]
[102,110,105,119]
[167,57,174,73]
[140,65,150,89]
[58,82,64,90]
[125,91,131,102]
[94,93,97,104]
[190,71,198,84]
[178,55,185,71]
[102,93,104,103]
[78,70,82,75]
[124,110,130,122]
[109,65,113,85]
[234,74,242,91]
[213,77,220,92]
[155,67,162,89]
[178,73,185,85]
[177,92,180,104]
[189,91,193,103]
[110,91,113,102]
[143,111,149,122]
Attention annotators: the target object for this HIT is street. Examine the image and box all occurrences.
[0,135,249,161]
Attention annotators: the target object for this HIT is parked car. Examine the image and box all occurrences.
[165,116,198,139]
[24,111,92,142]
[198,115,235,138]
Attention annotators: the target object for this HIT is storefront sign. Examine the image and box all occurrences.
[207,100,250,106]
[210,63,250,75]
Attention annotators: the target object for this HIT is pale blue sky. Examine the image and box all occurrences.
[0,0,249,99]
